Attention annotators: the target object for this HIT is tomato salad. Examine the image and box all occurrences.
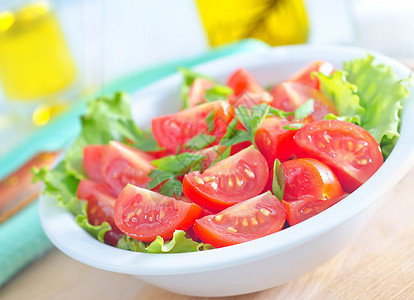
[34,55,411,253]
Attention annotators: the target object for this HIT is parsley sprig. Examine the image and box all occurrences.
[147,153,205,198]
[220,104,270,148]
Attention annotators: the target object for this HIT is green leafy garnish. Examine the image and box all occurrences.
[76,202,111,243]
[317,70,365,124]
[220,117,250,147]
[32,163,83,215]
[271,159,285,201]
[147,153,205,197]
[183,134,217,151]
[318,54,412,158]
[205,110,215,133]
[117,230,214,253]
[283,123,304,130]
[32,163,112,242]
[204,85,234,102]
[220,104,270,148]
[64,92,160,179]
[268,107,293,118]
[294,99,314,121]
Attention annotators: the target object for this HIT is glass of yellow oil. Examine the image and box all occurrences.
[196,0,309,47]
[0,1,77,101]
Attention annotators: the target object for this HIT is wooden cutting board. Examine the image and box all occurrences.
[1,166,414,300]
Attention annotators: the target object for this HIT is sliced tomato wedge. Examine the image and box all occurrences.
[187,77,215,107]
[77,179,123,246]
[151,100,230,153]
[270,82,338,122]
[83,145,107,182]
[227,68,273,108]
[282,158,344,201]
[227,68,266,96]
[183,146,269,212]
[255,117,297,167]
[293,120,383,192]
[100,141,154,196]
[288,60,335,89]
[193,192,286,247]
[114,184,203,242]
[283,194,348,226]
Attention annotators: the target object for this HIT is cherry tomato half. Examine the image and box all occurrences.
[193,192,286,248]
[227,68,266,96]
[100,141,154,196]
[187,77,215,107]
[282,158,344,201]
[255,117,297,167]
[283,194,348,226]
[293,119,383,192]
[83,145,107,182]
[288,60,335,89]
[271,82,338,122]
[227,68,273,109]
[77,179,123,246]
[114,184,203,242]
[183,146,269,212]
[151,100,230,153]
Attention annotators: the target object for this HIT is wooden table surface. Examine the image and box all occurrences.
[1,165,414,300]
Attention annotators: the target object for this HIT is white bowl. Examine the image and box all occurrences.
[39,45,414,297]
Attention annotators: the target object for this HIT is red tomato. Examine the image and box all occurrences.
[114,184,203,242]
[227,68,266,96]
[193,192,286,247]
[187,77,215,107]
[288,60,335,89]
[227,68,273,108]
[100,141,154,196]
[183,146,269,212]
[255,117,297,167]
[83,145,107,182]
[293,120,383,192]
[77,179,124,246]
[230,140,252,155]
[282,158,344,201]
[283,194,348,226]
[270,82,338,122]
[151,100,230,153]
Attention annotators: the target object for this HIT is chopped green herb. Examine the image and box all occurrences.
[204,85,233,102]
[148,153,205,197]
[294,99,314,121]
[184,134,217,151]
[272,159,285,201]
[205,110,215,133]
[283,123,304,130]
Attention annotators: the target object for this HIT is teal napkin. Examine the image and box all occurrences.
[0,39,269,287]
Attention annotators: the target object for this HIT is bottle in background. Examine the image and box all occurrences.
[196,0,309,47]
[0,0,77,101]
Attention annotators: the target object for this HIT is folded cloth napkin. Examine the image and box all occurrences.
[0,39,269,287]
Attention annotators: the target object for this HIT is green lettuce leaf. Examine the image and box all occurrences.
[64,92,159,179]
[317,70,365,124]
[117,230,214,253]
[344,54,410,144]
[318,55,412,158]
[32,163,112,242]
[32,162,83,215]
[76,202,112,243]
